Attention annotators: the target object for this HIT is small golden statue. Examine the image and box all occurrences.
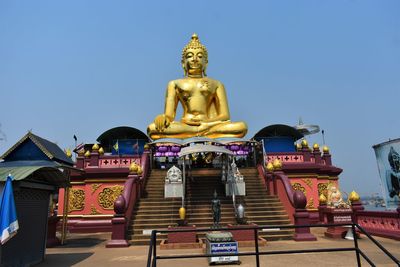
[147,34,248,139]
[327,184,349,208]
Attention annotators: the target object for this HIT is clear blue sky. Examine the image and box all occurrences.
[0,1,399,196]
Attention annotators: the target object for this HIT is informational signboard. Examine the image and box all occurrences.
[206,241,239,264]
[373,138,400,209]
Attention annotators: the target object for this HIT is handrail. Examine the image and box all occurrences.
[257,164,297,222]
[146,223,400,267]
[126,151,150,220]
[121,176,137,223]
[355,224,400,264]
[273,171,296,205]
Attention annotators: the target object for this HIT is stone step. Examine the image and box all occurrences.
[134,209,288,219]
[128,166,293,245]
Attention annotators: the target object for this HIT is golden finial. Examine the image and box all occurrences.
[92,143,99,151]
[266,162,274,172]
[319,193,327,204]
[84,150,91,157]
[65,148,72,158]
[182,33,208,61]
[272,158,282,170]
[349,190,360,202]
[313,143,319,150]
[129,162,139,173]
[98,147,104,155]
[301,139,308,148]
[77,148,85,156]
[323,145,330,153]
[296,143,302,151]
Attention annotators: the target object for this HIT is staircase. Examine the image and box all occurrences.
[128,167,293,245]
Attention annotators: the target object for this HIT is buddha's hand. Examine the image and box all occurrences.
[181,118,201,126]
[154,114,171,131]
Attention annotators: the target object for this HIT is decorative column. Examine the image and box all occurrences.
[301,139,311,162]
[84,150,91,168]
[293,191,317,241]
[271,159,282,197]
[75,149,85,169]
[349,191,364,224]
[90,143,100,167]
[312,143,322,164]
[265,162,274,195]
[322,146,332,165]
[318,194,327,223]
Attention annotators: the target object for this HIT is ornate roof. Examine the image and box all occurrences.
[0,132,74,166]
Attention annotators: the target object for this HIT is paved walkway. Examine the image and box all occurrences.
[39,229,400,267]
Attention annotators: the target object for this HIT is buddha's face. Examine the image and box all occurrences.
[389,149,400,172]
[168,167,181,181]
[182,48,207,76]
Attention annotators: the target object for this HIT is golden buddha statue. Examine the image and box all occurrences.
[147,34,248,140]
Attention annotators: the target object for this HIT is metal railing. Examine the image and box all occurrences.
[146,223,400,267]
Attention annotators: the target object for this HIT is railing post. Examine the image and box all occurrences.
[152,230,157,267]
[105,195,129,248]
[253,228,260,267]
[352,224,361,266]
[293,191,317,241]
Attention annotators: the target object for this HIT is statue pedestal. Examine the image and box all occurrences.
[160,225,202,249]
[324,208,353,239]
[205,232,239,265]
[164,183,183,198]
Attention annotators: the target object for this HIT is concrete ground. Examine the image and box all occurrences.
[39,229,400,267]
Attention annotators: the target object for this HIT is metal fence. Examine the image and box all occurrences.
[146,223,400,267]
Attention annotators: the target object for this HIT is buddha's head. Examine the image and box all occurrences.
[182,33,208,77]
[388,147,400,173]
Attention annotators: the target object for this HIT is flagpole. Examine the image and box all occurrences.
[73,135,78,161]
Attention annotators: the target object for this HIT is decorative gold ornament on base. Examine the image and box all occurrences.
[65,148,72,158]
[147,34,247,139]
[179,207,186,220]
[301,139,308,148]
[319,193,327,205]
[92,143,99,151]
[348,190,360,202]
[272,159,282,170]
[129,162,139,173]
[266,162,274,172]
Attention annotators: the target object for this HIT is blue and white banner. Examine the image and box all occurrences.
[0,175,19,244]
[373,138,400,209]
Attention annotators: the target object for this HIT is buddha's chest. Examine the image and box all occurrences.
[176,80,216,100]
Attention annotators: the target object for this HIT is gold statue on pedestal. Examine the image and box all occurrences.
[147,34,248,140]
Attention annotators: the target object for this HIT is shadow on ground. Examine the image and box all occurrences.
[38,252,93,266]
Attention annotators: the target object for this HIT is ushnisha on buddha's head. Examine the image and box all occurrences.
[181,33,208,77]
